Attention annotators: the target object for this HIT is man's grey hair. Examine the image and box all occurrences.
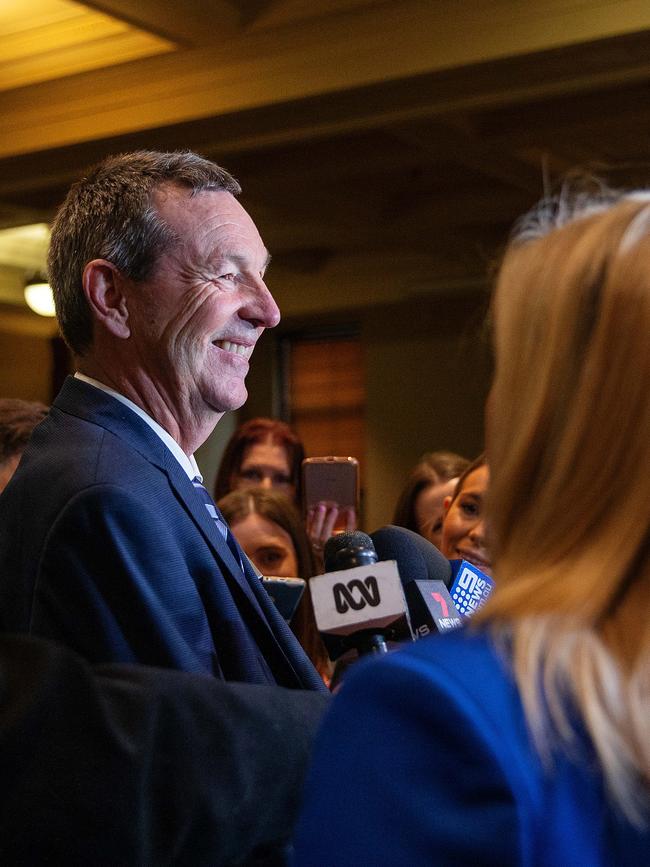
[47,150,241,356]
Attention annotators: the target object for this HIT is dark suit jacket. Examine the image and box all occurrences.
[294,631,650,866]
[0,376,324,691]
[0,633,329,866]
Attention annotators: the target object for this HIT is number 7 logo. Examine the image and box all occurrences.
[431,592,449,617]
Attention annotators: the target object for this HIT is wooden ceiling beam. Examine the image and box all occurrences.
[0,201,51,230]
[1,28,650,208]
[82,0,240,45]
[2,0,650,159]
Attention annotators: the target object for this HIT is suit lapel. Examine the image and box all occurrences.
[162,447,322,687]
[164,457,260,598]
[55,377,275,620]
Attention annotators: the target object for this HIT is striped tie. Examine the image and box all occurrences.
[192,477,244,572]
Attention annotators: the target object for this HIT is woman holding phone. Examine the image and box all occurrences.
[215,419,356,557]
[293,188,650,864]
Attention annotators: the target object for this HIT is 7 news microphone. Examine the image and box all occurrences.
[370,525,461,638]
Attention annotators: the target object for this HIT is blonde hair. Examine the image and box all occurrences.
[480,195,650,824]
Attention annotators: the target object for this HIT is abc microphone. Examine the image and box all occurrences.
[370,526,462,638]
[310,531,412,660]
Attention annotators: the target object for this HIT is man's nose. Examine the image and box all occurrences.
[244,278,280,329]
[259,475,274,490]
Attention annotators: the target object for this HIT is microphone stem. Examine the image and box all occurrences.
[357,634,389,656]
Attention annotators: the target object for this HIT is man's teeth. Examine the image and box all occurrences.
[215,340,249,356]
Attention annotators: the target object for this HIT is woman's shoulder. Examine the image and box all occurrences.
[296,629,540,866]
[341,629,536,787]
[341,631,650,866]
[356,628,520,724]
[398,624,508,670]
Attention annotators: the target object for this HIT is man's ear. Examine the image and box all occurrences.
[82,259,130,339]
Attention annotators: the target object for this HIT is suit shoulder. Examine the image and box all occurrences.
[23,408,161,489]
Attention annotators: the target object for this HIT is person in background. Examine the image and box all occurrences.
[293,188,650,864]
[0,398,48,493]
[219,488,332,685]
[392,450,469,549]
[214,417,304,507]
[215,416,357,562]
[439,454,491,576]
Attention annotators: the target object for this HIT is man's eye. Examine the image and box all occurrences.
[219,272,237,282]
[241,469,263,482]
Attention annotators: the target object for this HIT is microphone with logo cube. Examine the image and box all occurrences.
[310,532,413,659]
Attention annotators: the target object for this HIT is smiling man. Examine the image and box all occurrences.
[0,150,325,691]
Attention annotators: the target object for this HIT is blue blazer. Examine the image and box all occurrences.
[293,631,649,865]
[0,377,325,691]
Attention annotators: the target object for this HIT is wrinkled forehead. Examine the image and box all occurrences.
[151,182,266,255]
[151,182,249,227]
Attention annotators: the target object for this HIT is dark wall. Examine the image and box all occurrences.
[362,292,491,529]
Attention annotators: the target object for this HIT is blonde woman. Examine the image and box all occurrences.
[293,190,650,865]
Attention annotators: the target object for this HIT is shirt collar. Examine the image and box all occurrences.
[74,372,201,482]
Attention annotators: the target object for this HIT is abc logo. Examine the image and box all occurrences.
[333,575,380,613]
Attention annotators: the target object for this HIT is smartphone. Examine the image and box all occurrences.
[302,456,360,533]
[261,577,306,623]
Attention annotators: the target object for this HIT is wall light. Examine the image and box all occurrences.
[24,280,56,317]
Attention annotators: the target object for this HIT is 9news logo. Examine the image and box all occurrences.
[451,565,492,615]
[332,575,381,613]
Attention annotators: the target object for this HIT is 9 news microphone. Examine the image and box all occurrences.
[309,531,413,660]
[370,525,462,638]
[448,559,495,618]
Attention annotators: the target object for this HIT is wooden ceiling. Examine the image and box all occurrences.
[1,0,650,326]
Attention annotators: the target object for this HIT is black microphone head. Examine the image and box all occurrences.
[324,531,377,571]
[370,525,452,588]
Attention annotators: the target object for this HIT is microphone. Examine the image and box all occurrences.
[448,559,495,618]
[323,531,378,572]
[310,531,412,659]
[370,525,462,637]
[370,525,452,586]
